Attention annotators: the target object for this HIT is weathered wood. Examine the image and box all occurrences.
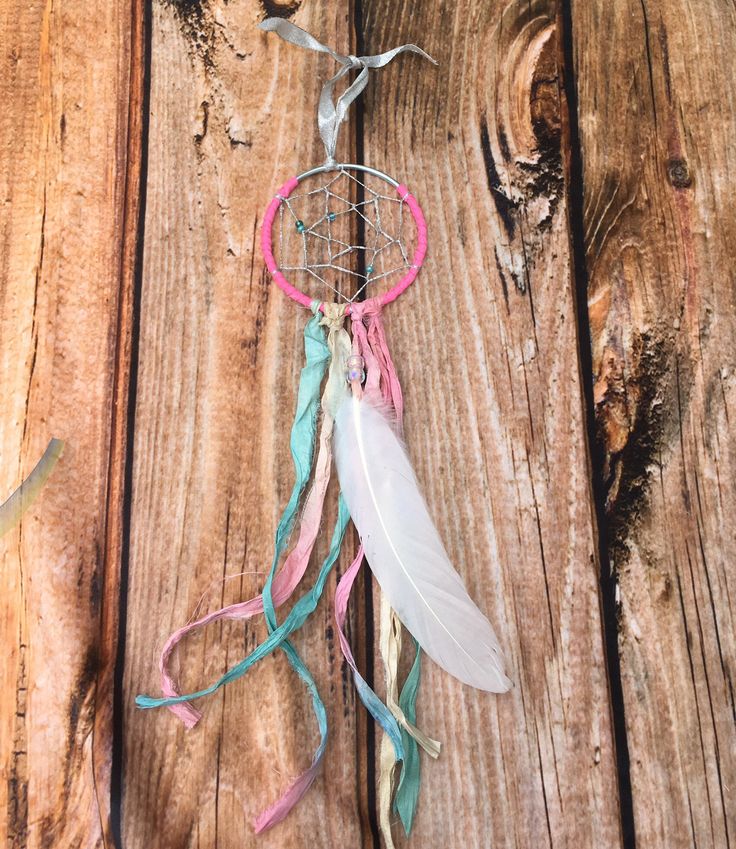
[572,0,736,846]
[0,0,142,845]
[4,0,735,845]
[121,4,368,847]
[361,1,622,846]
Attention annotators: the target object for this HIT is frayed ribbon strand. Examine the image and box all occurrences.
[136,300,439,834]
[255,302,351,832]
[137,306,348,830]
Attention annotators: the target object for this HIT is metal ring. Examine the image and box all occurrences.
[296,162,400,188]
[261,164,424,312]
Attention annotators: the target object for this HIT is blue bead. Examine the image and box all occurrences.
[295,220,305,233]
[327,212,336,221]
[366,264,374,275]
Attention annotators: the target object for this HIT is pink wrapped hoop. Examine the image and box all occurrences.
[260,165,427,313]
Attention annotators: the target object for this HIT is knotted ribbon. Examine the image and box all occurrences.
[258,18,436,165]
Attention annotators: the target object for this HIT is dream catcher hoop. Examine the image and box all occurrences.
[137,18,510,845]
[262,163,427,310]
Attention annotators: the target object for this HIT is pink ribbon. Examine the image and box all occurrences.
[157,412,336,729]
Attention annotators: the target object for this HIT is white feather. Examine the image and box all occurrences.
[334,395,511,693]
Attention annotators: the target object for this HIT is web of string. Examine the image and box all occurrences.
[276,168,412,303]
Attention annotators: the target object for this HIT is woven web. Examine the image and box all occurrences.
[275,168,415,303]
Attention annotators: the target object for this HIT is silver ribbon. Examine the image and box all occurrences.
[259,18,437,166]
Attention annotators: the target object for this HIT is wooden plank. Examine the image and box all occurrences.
[0,0,142,845]
[571,1,736,846]
[360,1,622,846]
[121,4,371,847]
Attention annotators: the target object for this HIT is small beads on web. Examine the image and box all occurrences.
[270,168,425,306]
[346,355,365,384]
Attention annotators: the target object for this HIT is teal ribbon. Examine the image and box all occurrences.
[349,634,405,758]
[261,306,332,775]
[136,311,333,711]
[394,639,424,834]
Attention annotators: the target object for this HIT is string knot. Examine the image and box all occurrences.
[349,297,384,323]
[320,301,347,333]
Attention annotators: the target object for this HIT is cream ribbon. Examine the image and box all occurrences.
[320,301,351,416]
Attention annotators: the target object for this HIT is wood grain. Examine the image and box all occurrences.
[121,3,369,847]
[3,0,735,845]
[361,0,622,846]
[571,0,736,846]
[0,0,142,845]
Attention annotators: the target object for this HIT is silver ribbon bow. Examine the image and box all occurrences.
[259,18,437,166]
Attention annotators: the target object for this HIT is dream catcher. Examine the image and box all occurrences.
[137,18,510,842]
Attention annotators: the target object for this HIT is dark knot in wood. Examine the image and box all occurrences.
[667,158,692,189]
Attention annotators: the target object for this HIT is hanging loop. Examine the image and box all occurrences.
[259,18,437,166]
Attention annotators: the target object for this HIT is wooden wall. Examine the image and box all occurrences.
[0,1,733,847]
